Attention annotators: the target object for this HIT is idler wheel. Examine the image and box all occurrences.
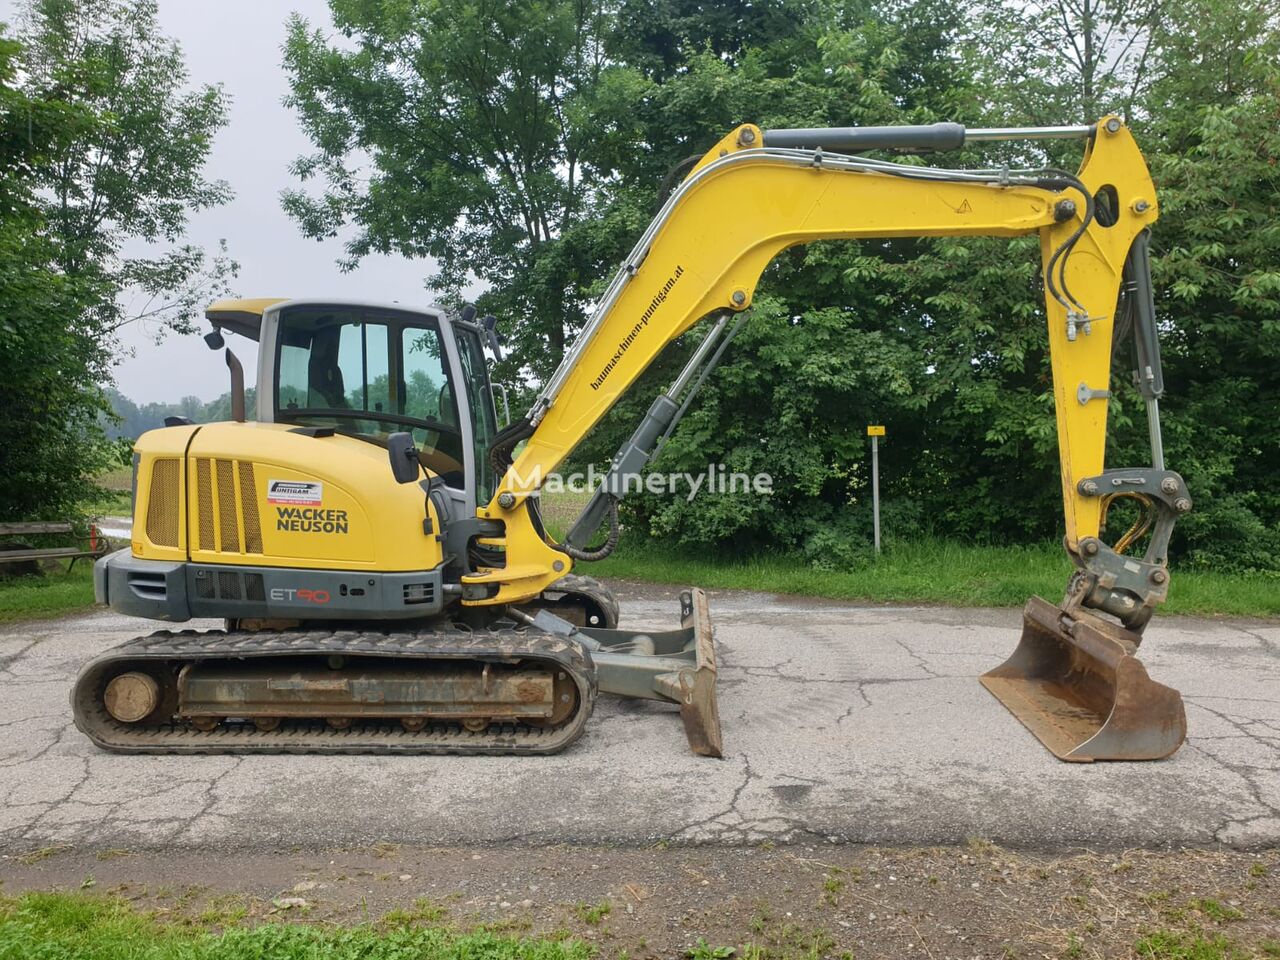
[103,672,160,723]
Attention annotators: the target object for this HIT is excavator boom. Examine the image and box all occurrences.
[464,116,1189,761]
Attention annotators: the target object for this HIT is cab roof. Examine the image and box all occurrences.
[204,298,449,343]
[204,298,287,342]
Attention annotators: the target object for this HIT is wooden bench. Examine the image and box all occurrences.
[0,521,111,573]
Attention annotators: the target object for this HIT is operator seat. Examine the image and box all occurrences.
[307,328,349,409]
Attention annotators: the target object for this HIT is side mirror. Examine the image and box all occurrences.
[387,432,420,484]
[203,327,225,350]
[482,314,503,360]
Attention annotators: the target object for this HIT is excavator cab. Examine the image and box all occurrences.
[205,299,498,506]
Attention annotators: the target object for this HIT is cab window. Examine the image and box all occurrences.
[278,316,390,414]
[275,307,467,486]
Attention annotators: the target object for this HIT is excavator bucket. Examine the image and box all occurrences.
[980,596,1186,761]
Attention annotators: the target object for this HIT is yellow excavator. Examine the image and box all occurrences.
[79,115,1188,762]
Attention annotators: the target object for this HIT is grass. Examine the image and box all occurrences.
[0,564,95,623]
[1134,929,1250,959]
[1,483,1273,623]
[0,891,591,960]
[14,845,71,866]
[87,464,135,515]
[573,900,611,925]
[88,489,134,515]
[577,532,1280,619]
[383,896,450,926]
[1189,898,1245,923]
[0,462,126,623]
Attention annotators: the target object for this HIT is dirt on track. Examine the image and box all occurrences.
[2,843,1277,958]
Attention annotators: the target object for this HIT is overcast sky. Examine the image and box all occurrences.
[1,0,442,403]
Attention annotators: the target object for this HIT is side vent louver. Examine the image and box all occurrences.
[239,462,263,553]
[145,459,181,547]
[127,570,167,601]
[215,460,240,553]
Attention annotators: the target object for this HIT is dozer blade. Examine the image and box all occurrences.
[587,587,724,758]
[980,595,1186,761]
[674,588,723,758]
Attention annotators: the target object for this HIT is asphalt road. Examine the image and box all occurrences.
[2,586,1277,852]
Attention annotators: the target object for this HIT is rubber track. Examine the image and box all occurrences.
[71,623,596,756]
[540,574,621,629]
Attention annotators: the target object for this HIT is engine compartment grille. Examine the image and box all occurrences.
[194,568,266,602]
[193,458,263,555]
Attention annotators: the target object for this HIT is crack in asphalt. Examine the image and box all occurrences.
[0,635,48,676]
[170,758,248,842]
[671,752,820,844]
[1183,701,1280,844]
[2,606,1278,850]
[1235,626,1279,658]
[892,637,944,679]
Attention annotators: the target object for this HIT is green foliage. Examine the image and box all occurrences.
[102,387,258,441]
[1133,928,1249,960]
[1133,2,1280,571]
[573,900,611,925]
[687,939,736,960]
[282,0,614,379]
[19,0,236,337]
[0,891,592,960]
[0,31,112,521]
[611,0,1280,573]
[287,0,1280,574]
[0,1,233,524]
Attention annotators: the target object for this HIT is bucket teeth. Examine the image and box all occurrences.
[980,596,1186,761]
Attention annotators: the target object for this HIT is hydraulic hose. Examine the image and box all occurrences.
[561,499,620,562]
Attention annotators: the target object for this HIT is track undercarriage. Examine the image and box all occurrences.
[71,578,722,757]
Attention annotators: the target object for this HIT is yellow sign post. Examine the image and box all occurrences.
[867,426,886,552]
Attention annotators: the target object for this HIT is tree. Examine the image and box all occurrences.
[591,0,1280,570]
[0,30,112,520]
[282,0,614,380]
[18,0,235,340]
[578,0,1008,557]
[1134,0,1280,570]
[0,1,235,522]
[962,0,1161,125]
